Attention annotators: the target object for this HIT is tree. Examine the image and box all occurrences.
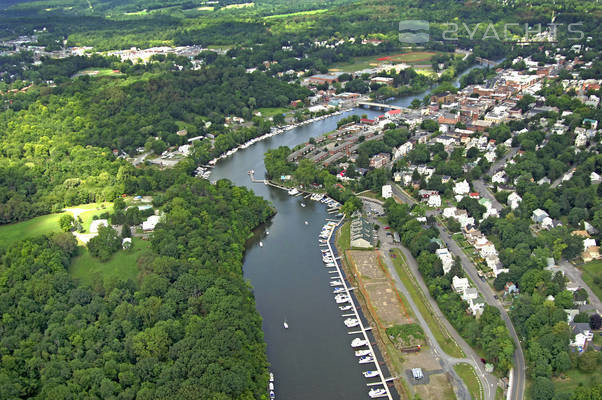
[577,350,598,373]
[590,313,602,330]
[531,377,555,400]
[88,225,121,262]
[121,224,131,238]
[59,214,75,232]
[114,197,126,211]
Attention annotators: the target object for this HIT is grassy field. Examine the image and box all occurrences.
[0,212,66,247]
[552,368,602,398]
[329,51,441,73]
[256,107,289,118]
[72,68,124,78]
[338,222,350,253]
[581,260,602,300]
[391,249,465,358]
[69,238,151,286]
[454,363,483,400]
[265,8,328,19]
[78,204,114,232]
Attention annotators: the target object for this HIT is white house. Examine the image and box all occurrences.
[461,287,479,302]
[532,209,549,223]
[436,248,454,274]
[492,171,506,185]
[453,180,470,195]
[467,297,485,316]
[394,142,413,159]
[428,194,442,208]
[507,192,522,210]
[452,276,470,293]
[591,171,601,185]
[584,238,597,250]
[382,185,393,199]
[142,215,161,231]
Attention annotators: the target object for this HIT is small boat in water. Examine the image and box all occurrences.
[344,318,359,328]
[330,280,343,286]
[333,287,345,294]
[269,372,274,382]
[305,221,309,225]
[288,188,299,196]
[359,355,374,364]
[269,390,275,399]
[340,305,353,311]
[300,203,306,207]
[363,370,379,378]
[266,231,269,235]
[355,349,371,357]
[269,382,274,391]
[352,338,368,347]
[369,387,386,398]
[259,241,263,247]
[335,295,350,304]
[283,320,288,329]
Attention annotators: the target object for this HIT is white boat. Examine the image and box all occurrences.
[363,370,379,378]
[300,203,306,207]
[269,390,275,400]
[325,263,336,268]
[269,372,274,382]
[355,349,371,357]
[340,305,353,311]
[330,280,343,286]
[283,321,288,329]
[344,318,359,328]
[352,338,368,347]
[359,355,374,364]
[266,231,269,235]
[259,241,263,247]
[369,388,386,398]
[335,295,350,304]
[288,188,299,196]
[333,287,345,294]
[305,221,309,225]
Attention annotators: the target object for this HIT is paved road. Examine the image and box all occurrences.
[369,215,497,400]
[557,260,601,313]
[473,180,503,211]
[487,147,518,178]
[437,226,525,400]
[389,182,418,206]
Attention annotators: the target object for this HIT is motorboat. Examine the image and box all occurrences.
[269,372,274,382]
[369,388,386,398]
[268,383,274,391]
[340,305,353,311]
[359,355,374,364]
[335,295,350,304]
[269,390,275,399]
[333,287,345,294]
[351,338,368,347]
[330,280,343,286]
[305,221,309,225]
[283,321,288,329]
[259,241,263,247]
[300,203,306,207]
[266,231,269,235]
[344,318,359,328]
[288,188,299,196]
[363,371,379,378]
[355,349,371,357]
[325,263,336,268]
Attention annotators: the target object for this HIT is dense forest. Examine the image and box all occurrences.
[0,176,275,399]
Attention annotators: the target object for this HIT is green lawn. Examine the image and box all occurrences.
[78,204,114,232]
[265,8,328,19]
[581,260,602,300]
[337,221,350,253]
[330,51,442,73]
[552,368,602,398]
[256,107,289,118]
[454,363,483,400]
[0,212,66,247]
[391,249,465,358]
[72,68,124,78]
[69,238,151,287]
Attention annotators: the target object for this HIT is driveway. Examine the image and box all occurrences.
[557,260,601,313]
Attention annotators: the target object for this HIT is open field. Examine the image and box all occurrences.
[454,363,483,400]
[391,248,465,358]
[552,368,602,398]
[69,238,151,286]
[329,51,442,73]
[581,260,602,300]
[0,213,65,247]
[72,68,124,78]
[256,107,289,118]
[265,8,328,19]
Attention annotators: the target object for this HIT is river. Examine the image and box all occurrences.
[210,63,488,400]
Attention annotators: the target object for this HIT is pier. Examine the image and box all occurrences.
[325,218,394,400]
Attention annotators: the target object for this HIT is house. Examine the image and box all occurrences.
[370,76,394,86]
[569,322,594,350]
[142,215,161,231]
[382,185,393,199]
[428,194,442,208]
[541,217,554,230]
[453,180,470,196]
[369,153,390,168]
[492,171,506,185]
[90,219,109,234]
[350,215,375,249]
[306,74,339,85]
[467,297,485,316]
[452,276,470,293]
[394,142,413,159]
[462,287,479,302]
[507,192,522,210]
[532,209,549,224]
[436,248,454,274]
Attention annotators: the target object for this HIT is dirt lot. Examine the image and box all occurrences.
[347,250,412,327]
[346,250,456,400]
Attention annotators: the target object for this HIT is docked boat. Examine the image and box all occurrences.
[363,370,379,378]
[355,349,371,357]
[333,287,345,294]
[359,355,374,364]
[305,221,309,225]
[330,280,343,286]
[335,295,350,304]
[268,383,274,391]
[344,318,359,328]
[339,305,353,311]
[259,241,263,247]
[283,320,288,329]
[269,390,275,399]
[325,263,336,268]
[266,231,269,235]
[288,188,299,196]
[300,203,306,207]
[351,338,368,347]
[269,372,274,382]
[369,388,386,398]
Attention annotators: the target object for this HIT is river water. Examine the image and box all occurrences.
[210,64,487,400]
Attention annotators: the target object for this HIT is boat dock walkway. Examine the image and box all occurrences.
[325,219,394,400]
